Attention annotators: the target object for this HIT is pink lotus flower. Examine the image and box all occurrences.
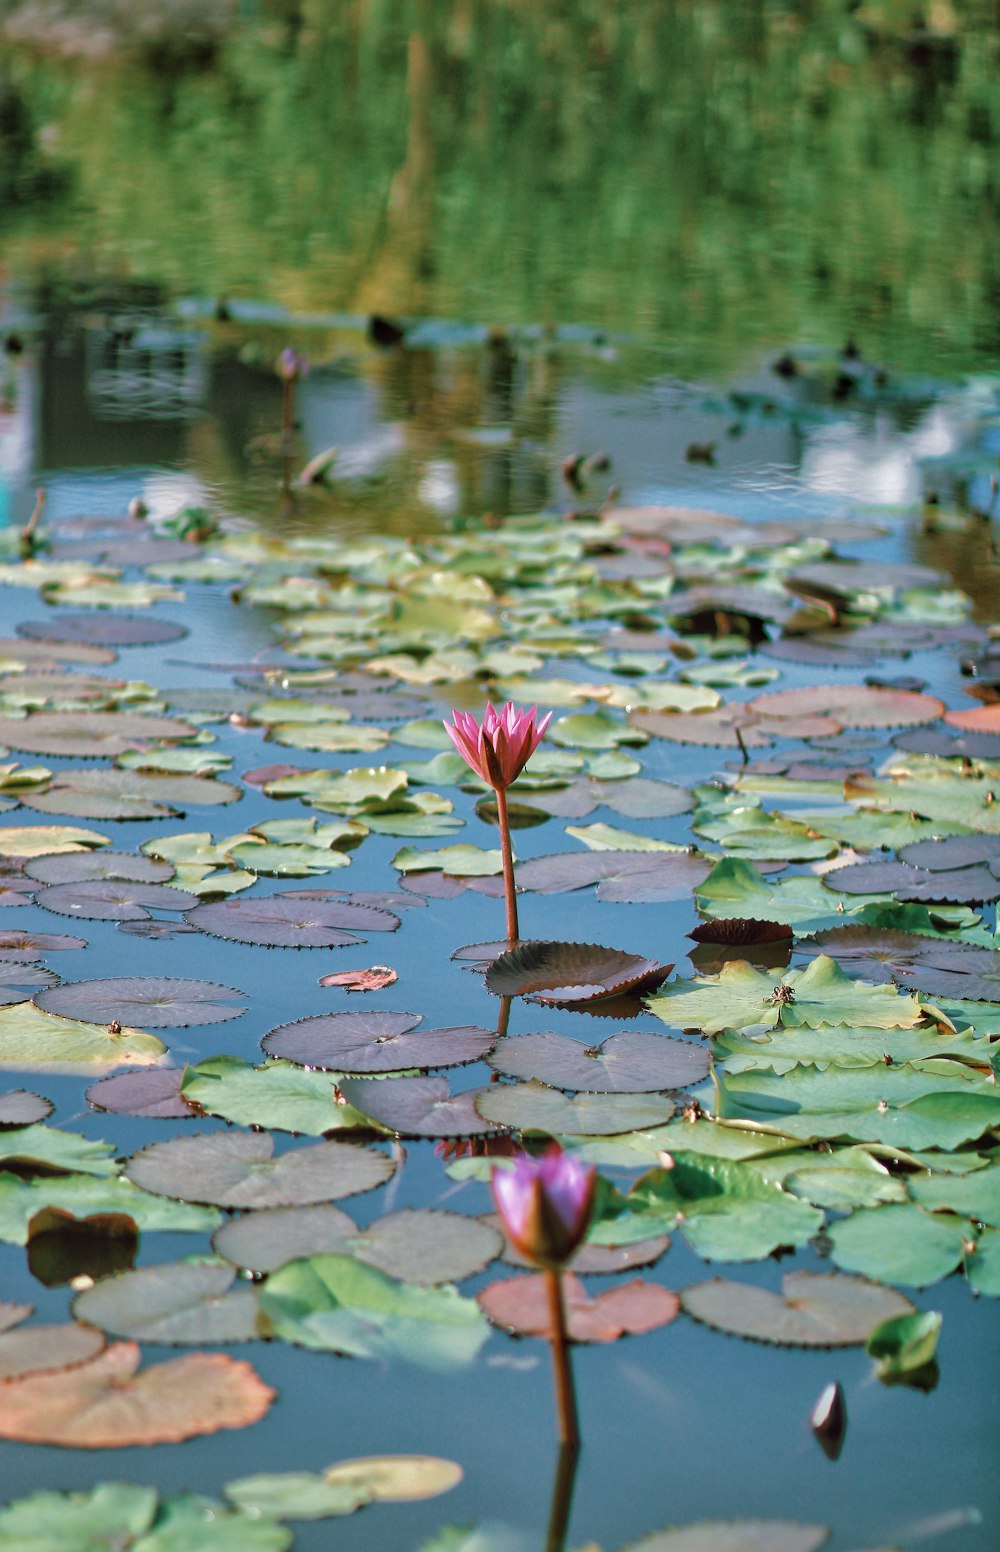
[491,1147,596,1269]
[444,702,552,791]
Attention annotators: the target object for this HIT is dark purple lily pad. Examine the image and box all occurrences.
[485,940,670,1005]
[86,1069,196,1119]
[898,834,1000,870]
[23,852,175,885]
[399,871,505,899]
[35,976,247,1027]
[336,1076,498,1138]
[125,1131,393,1207]
[802,927,1000,1001]
[515,850,711,899]
[0,712,200,759]
[17,614,187,647]
[0,1090,53,1126]
[0,929,86,960]
[826,860,1000,904]
[262,1011,495,1074]
[185,893,400,948]
[893,727,1000,759]
[0,963,59,1005]
[487,1030,709,1093]
[35,881,200,922]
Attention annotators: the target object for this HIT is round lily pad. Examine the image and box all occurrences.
[17,613,188,647]
[898,834,1000,869]
[35,976,247,1027]
[484,940,669,1004]
[261,1011,495,1074]
[0,963,59,1005]
[0,712,200,759]
[35,881,200,922]
[23,852,174,885]
[748,684,944,728]
[186,893,400,948]
[0,1319,106,1381]
[680,1271,914,1346]
[803,928,1000,1001]
[125,1131,394,1207]
[487,1030,708,1092]
[342,1208,503,1285]
[827,859,1000,904]
[478,1269,680,1342]
[0,1341,274,1446]
[72,1262,262,1345]
[213,1204,360,1274]
[0,1089,53,1126]
[85,1069,194,1119]
[0,929,86,958]
[336,1076,497,1138]
[475,1080,675,1135]
[24,769,243,819]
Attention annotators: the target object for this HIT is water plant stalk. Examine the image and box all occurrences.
[545,1267,579,1450]
[494,786,519,943]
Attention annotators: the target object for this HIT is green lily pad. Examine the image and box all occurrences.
[257,1253,490,1369]
[866,1309,943,1380]
[829,1204,972,1286]
[180,1057,370,1134]
[0,1003,167,1072]
[650,956,924,1036]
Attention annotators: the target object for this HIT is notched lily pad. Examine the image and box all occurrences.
[336,1076,498,1138]
[0,711,200,759]
[680,1271,914,1346]
[486,1030,708,1093]
[34,880,200,921]
[72,1261,264,1345]
[23,850,174,885]
[0,1088,53,1126]
[477,1270,679,1342]
[35,975,247,1027]
[85,1068,195,1119]
[476,1081,676,1136]
[186,893,399,947]
[125,1130,394,1208]
[262,1010,495,1074]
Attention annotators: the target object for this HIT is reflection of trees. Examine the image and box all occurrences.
[4,2,999,369]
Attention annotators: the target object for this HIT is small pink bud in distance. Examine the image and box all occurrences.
[491,1147,597,1269]
[443,701,552,791]
[277,348,308,382]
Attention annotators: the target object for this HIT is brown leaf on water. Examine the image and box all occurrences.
[478,1271,679,1342]
[319,966,398,993]
[0,1341,274,1447]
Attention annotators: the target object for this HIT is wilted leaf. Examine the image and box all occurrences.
[484,941,670,1005]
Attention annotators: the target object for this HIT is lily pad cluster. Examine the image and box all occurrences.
[1,477,999,1542]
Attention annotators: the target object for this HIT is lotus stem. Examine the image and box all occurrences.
[496,994,512,1039]
[544,1267,579,1451]
[544,1439,580,1552]
[494,785,519,944]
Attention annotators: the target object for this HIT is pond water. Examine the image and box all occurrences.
[1,6,1000,1552]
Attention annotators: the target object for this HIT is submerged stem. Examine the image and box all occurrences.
[544,1267,580,1451]
[494,785,519,944]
